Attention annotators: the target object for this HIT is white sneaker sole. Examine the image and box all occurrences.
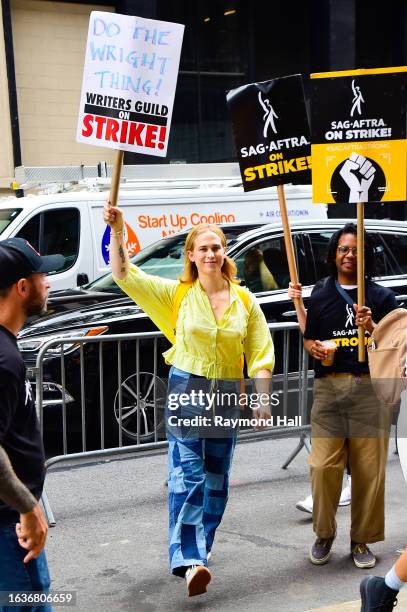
[352,555,376,569]
[296,502,313,514]
[309,549,332,565]
[186,566,211,597]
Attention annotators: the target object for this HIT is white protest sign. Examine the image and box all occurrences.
[76,12,184,156]
[397,390,407,483]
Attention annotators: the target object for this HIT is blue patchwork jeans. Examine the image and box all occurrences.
[166,367,238,576]
[0,521,52,612]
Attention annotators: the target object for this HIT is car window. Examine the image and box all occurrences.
[89,234,187,292]
[88,225,261,292]
[0,208,22,235]
[235,237,292,292]
[307,231,332,280]
[42,209,80,273]
[16,214,40,251]
[308,230,395,281]
[17,209,80,274]
[378,233,407,275]
[133,239,185,278]
[85,224,259,292]
[370,235,394,277]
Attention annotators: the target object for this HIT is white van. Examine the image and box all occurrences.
[0,163,326,290]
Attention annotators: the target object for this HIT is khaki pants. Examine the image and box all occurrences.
[308,374,391,543]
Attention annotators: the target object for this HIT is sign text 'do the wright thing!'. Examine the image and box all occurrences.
[76,12,184,157]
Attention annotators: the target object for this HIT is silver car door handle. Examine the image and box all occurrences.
[282,310,297,317]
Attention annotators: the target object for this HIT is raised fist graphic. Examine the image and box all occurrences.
[339,153,376,203]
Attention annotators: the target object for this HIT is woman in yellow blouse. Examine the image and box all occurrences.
[104,201,274,597]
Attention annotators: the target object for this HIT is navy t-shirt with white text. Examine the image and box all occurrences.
[304,277,397,378]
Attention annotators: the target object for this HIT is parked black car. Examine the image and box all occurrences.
[18,219,407,449]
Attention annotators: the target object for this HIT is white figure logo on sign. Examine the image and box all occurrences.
[345,304,355,329]
[258,92,278,137]
[350,79,365,117]
[25,380,33,405]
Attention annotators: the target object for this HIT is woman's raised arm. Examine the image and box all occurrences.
[103,200,130,280]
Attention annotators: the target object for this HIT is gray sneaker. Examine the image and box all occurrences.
[351,541,376,569]
[309,534,335,565]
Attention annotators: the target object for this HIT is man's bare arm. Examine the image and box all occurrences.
[0,444,37,512]
[0,444,48,562]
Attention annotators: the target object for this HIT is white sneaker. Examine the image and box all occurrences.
[339,476,351,506]
[207,551,212,563]
[185,565,211,597]
[296,494,313,514]
[296,477,351,514]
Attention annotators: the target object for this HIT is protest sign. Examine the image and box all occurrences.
[311,66,407,360]
[227,75,311,317]
[227,75,311,193]
[311,67,407,204]
[76,11,184,157]
[397,395,407,483]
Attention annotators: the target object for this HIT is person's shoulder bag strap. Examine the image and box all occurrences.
[235,284,251,313]
[334,279,356,308]
[234,285,251,374]
[334,279,372,310]
[171,282,193,342]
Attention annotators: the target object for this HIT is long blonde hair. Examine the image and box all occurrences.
[179,224,239,284]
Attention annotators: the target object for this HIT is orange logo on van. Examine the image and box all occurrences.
[124,222,141,257]
[102,222,141,264]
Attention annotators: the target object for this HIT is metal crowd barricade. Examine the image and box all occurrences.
[35,322,312,525]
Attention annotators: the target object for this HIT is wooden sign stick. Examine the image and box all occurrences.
[277,184,304,319]
[357,201,366,362]
[108,150,124,208]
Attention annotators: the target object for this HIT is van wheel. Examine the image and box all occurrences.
[105,371,167,445]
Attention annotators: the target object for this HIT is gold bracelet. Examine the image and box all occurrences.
[110,230,124,237]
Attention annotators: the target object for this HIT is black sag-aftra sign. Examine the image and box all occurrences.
[227,74,311,192]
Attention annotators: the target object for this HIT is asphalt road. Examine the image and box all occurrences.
[44,435,407,611]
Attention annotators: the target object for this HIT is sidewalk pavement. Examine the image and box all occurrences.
[307,589,407,610]
[44,436,407,611]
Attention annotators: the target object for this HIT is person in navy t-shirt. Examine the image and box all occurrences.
[303,223,396,570]
[0,238,64,610]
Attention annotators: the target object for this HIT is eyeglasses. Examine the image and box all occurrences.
[337,245,357,255]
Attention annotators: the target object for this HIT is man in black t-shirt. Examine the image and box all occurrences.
[0,238,63,609]
[304,223,397,570]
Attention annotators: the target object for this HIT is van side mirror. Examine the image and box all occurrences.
[77,273,89,287]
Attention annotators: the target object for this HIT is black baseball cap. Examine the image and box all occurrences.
[0,238,65,289]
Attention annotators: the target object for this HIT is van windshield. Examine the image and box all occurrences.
[0,208,22,235]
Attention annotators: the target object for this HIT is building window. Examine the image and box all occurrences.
[156,0,249,163]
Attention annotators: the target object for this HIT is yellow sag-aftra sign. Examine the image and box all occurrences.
[311,66,407,204]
